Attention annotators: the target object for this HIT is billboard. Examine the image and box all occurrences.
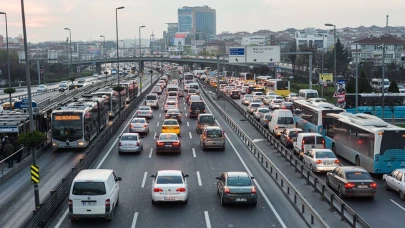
[319,73,333,83]
[175,33,187,38]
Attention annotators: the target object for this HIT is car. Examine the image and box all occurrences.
[383,169,405,200]
[200,126,225,151]
[285,93,298,102]
[229,90,241,99]
[263,95,283,105]
[253,108,271,120]
[215,172,257,206]
[58,83,69,92]
[326,166,377,199]
[166,96,178,103]
[260,113,272,127]
[281,102,293,110]
[155,133,182,154]
[152,85,162,94]
[37,84,48,92]
[280,128,303,148]
[158,80,166,87]
[241,94,254,105]
[188,95,201,105]
[302,149,340,172]
[150,170,188,204]
[246,102,262,114]
[156,82,165,90]
[252,92,265,100]
[129,118,149,134]
[186,92,197,104]
[136,106,153,119]
[118,133,143,154]
[167,91,178,98]
[196,114,216,134]
[164,101,178,112]
[161,119,180,135]
[2,98,20,110]
[178,89,184,97]
[251,99,263,104]
[189,101,206,118]
[165,109,182,124]
[269,99,283,109]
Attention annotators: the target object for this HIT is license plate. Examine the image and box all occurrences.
[164,197,175,200]
[165,145,172,147]
[357,185,368,189]
[125,144,135,147]
[323,162,332,165]
[82,202,96,206]
[235,198,247,202]
[196,110,200,113]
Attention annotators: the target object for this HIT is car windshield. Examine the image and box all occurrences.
[164,120,178,125]
[159,134,178,141]
[315,151,336,158]
[168,110,180,114]
[282,103,292,107]
[227,177,252,186]
[72,182,106,195]
[346,172,372,180]
[59,84,67,87]
[166,102,176,105]
[288,131,301,137]
[139,107,150,110]
[132,119,145,123]
[146,95,157,100]
[251,104,261,107]
[265,114,272,120]
[121,135,138,141]
[273,100,282,103]
[156,176,183,184]
[259,109,269,113]
[206,129,222,138]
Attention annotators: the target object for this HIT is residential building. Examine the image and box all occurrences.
[204,41,225,54]
[178,6,216,37]
[241,35,266,46]
[0,35,24,50]
[295,28,332,49]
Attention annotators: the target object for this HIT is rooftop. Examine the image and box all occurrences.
[353,34,405,45]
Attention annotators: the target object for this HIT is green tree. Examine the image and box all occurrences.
[388,80,400,93]
[345,77,355,93]
[18,131,47,149]
[69,77,76,84]
[358,71,373,93]
[286,39,297,79]
[324,38,349,76]
[3,87,16,110]
[113,85,124,92]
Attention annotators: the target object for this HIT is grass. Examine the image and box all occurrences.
[290,83,336,103]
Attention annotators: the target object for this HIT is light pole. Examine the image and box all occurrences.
[150,33,155,55]
[116,6,125,116]
[0,12,11,88]
[21,0,39,211]
[325,23,336,86]
[139,25,145,93]
[381,44,386,119]
[120,40,125,56]
[64,28,72,76]
[100,35,106,71]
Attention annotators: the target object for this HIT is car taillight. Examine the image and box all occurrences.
[345,182,356,189]
[316,160,322,164]
[149,111,152,114]
[130,124,134,128]
[275,125,278,130]
[176,187,186,192]
[137,111,140,114]
[334,160,340,164]
[68,199,73,207]
[105,199,111,212]
[224,187,230,193]
[370,182,377,189]
[154,188,163,192]
[119,142,122,146]
[135,142,139,146]
[251,186,256,193]
[173,142,180,146]
[287,136,290,140]
[189,109,192,113]
[143,124,148,127]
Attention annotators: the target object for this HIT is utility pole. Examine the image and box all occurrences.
[382,43,386,119]
[321,35,325,97]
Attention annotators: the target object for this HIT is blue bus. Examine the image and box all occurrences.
[345,93,405,119]
[325,112,405,174]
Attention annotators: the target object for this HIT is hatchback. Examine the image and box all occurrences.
[200,126,225,151]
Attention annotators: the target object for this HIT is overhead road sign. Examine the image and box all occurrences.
[228,47,245,63]
[31,165,40,183]
[246,46,280,63]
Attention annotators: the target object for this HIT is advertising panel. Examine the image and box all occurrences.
[334,79,346,107]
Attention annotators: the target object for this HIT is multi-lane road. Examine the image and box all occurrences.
[47,76,308,228]
[0,74,157,228]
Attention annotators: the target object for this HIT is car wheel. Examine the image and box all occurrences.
[202,144,207,151]
[338,186,345,199]
[152,199,157,205]
[384,181,390,190]
[251,201,257,206]
[105,207,114,221]
[400,191,405,201]
[220,196,226,206]
[183,199,188,204]
[221,146,225,151]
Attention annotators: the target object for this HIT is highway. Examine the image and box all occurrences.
[48,75,307,228]
[0,74,157,228]
[203,83,405,228]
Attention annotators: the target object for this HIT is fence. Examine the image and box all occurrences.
[25,76,158,228]
[199,80,371,228]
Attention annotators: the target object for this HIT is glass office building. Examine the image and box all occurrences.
[177,6,216,36]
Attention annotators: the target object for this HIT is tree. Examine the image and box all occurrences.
[345,77,355,93]
[324,38,349,76]
[113,85,124,93]
[69,77,76,84]
[388,80,400,93]
[358,71,373,93]
[18,131,47,150]
[4,87,16,110]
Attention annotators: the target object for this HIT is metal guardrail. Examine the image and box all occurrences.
[25,76,159,228]
[0,88,60,104]
[199,81,371,228]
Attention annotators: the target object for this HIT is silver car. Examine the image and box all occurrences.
[200,126,225,151]
[253,108,270,120]
[129,118,149,134]
[246,102,262,114]
[241,95,254,105]
[302,149,340,172]
[118,133,143,154]
[137,106,153,119]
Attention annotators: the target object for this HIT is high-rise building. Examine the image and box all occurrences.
[177,6,216,36]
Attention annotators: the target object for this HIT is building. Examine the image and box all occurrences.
[241,35,266,46]
[0,35,24,50]
[351,34,405,65]
[204,41,225,54]
[294,28,332,49]
[178,6,216,37]
[76,42,103,60]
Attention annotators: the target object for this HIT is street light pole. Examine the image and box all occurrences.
[116,6,125,116]
[64,28,72,76]
[381,44,386,119]
[0,12,11,88]
[21,0,39,211]
[100,35,106,72]
[139,25,145,93]
[150,33,154,54]
[325,23,336,85]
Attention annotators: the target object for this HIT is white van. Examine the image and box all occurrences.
[68,169,122,221]
[145,93,159,109]
[293,133,325,157]
[298,89,318,99]
[167,84,179,95]
[268,109,295,137]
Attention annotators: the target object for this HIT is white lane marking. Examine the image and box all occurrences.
[192,148,196,157]
[149,148,153,158]
[157,121,160,127]
[184,107,186,110]
[187,122,189,127]
[391,199,405,212]
[161,107,163,110]
[185,113,188,117]
[131,212,139,228]
[141,172,148,188]
[189,132,192,139]
[196,171,202,186]
[204,211,211,228]
[54,210,69,228]
[202,95,288,228]
[154,132,157,139]
[159,113,161,117]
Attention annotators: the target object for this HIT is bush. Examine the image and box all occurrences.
[18,131,47,148]
[4,87,16,94]
[113,85,124,92]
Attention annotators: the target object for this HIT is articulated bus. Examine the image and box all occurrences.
[115,80,139,103]
[265,79,291,97]
[325,112,405,174]
[91,88,126,118]
[293,99,345,149]
[51,99,108,148]
[239,72,255,85]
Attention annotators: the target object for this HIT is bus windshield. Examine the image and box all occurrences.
[276,81,289,90]
[52,115,83,141]
[380,131,405,156]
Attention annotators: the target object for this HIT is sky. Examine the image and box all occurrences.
[0,0,404,43]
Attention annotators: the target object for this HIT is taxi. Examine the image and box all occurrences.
[161,119,181,135]
[2,98,21,109]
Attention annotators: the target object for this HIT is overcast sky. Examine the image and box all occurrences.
[0,0,404,42]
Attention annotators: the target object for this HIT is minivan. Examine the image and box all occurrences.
[268,109,295,137]
[298,89,318,99]
[189,101,206,118]
[293,133,325,158]
[68,169,122,221]
[196,114,216,134]
[145,93,159,109]
[200,126,225,151]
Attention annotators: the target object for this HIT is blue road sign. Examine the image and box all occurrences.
[337,79,346,84]
[268,62,275,67]
[276,67,281,73]
[229,48,245,56]
[22,98,28,103]
[14,101,37,109]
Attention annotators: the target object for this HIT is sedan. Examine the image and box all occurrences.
[129,118,149,134]
[118,133,143,154]
[151,170,188,204]
[383,169,405,200]
[253,108,270,120]
[269,99,283,109]
[246,103,262,114]
[152,85,162,94]
[302,149,340,172]
[260,113,272,127]
[137,106,153,119]
[241,95,254,105]
[156,133,182,154]
[281,102,293,110]
[161,119,180,135]
[164,101,178,112]
[326,166,377,199]
[166,96,178,103]
[165,109,182,124]
[37,84,48,92]
[216,171,257,206]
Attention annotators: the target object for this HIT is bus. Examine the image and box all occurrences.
[325,112,405,174]
[265,79,291,97]
[115,80,138,103]
[51,99,108,148]
[77,97,109,130]
[293,99,345,148]
[91,88,126,118]
[222,71,234,77]
[240,72,255,85]
[183,72,194,81]
[345,93,405,119]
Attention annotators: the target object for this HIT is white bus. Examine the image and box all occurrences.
[325,112,405,174]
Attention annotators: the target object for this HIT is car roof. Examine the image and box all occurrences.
[121,133,139,137]
[205,126,221,130]
[310,149,333,153]
[199,114,213,117]
[339,166,367,172]
[74,169,113,182]
[226,172,249,178]
[163,119,179,123]
[157,170,183,176]
[132,117,146,121]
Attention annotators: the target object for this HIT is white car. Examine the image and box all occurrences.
[129,117,149,134]
[158,80,166,87]
[37,84,48,92]
[269,99,284,109]
[253,108,271,120]
[263,95,283,105]
[302,149,340,172]
[164,101,178,112]
[246,102,263,114]
[137,105,153,119]
[383,169,405,200]
[252,92,265,100]
[151,170,189,205]
[241,95,254,105]
[285,93,298,102]
[166,96,178,103]
[152,85,162,94]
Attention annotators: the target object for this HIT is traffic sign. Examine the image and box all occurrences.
[31,164,40,183]
[276,67,281,73]
[319,73,333,83]
[76,66,80,73]
[268,62,275,67]
[246,46,280,63]
[14,100,37,109]
[228,46,245,63]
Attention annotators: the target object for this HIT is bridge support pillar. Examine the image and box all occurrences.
[95,62,102,74]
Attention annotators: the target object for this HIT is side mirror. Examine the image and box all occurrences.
[215,177,220,180]
[184,174,189,178]
[150,174,155,178]
[116,177,122,181]
[250,176,255,180]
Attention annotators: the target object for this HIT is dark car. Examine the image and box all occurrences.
[189,101,205,118]
[230,90,241,99]
[165,109,182,124]
[156,133,181,154]
[215,172,257,206]
[326,166,377,199]
[280,128,303,148]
